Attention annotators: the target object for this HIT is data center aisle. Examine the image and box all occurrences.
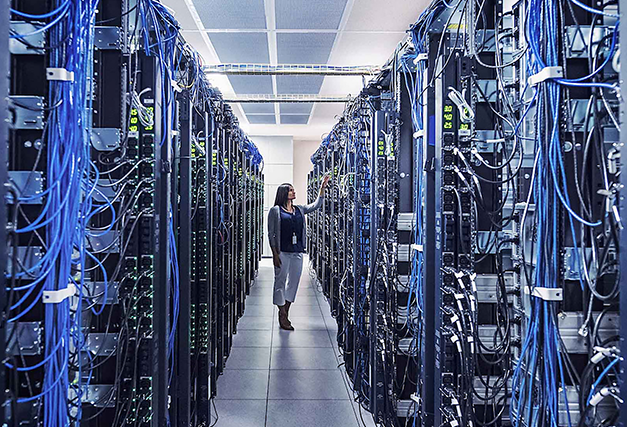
[214,257,376,427]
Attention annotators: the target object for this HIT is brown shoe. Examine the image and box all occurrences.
[284,301,293,327]
[278,304,294,331]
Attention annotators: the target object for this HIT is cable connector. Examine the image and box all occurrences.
[46,68,75,82]
[171,79,182,93]
[591,346,621,364]
[527,66,563,86]
[43,283,76,304]
[590,387,622,406]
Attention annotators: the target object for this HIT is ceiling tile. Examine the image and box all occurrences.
[247,115,277,124]
[277,33,336,64]
[241,103,276,114]
[318,75,364,96]
[280,103,313,114]
[276,0,348,29]
[310,103,347,122]
[281,115,310,124]
[194,0,267,29]
[328,33,406,66]
[209,33,270,63]
[276,75,325,94]
[344,0,430,31]
[228,75,274,94]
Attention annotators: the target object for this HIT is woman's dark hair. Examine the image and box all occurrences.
[274,183,293,207]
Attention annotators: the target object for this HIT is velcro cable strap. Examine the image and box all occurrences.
[524,286,563,301]
[528,66,563,86]
[43,283,76,304]
[46,68,75,82]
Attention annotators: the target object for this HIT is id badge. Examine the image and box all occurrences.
[292,233,297,245]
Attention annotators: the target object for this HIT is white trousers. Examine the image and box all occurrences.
[273,252,304,306]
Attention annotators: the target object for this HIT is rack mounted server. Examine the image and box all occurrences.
[308,0,625,425]
[2,1,264,425]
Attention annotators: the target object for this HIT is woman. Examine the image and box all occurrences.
[267,175,329,330]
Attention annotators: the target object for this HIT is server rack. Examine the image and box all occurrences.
[3,2,264,425]
[310,0,624,425]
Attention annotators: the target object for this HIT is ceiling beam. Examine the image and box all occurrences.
[224,95,351,103]
[204,64,381,75]
[263,0,281,125]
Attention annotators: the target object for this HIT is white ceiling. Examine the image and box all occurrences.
[163,0,431,140]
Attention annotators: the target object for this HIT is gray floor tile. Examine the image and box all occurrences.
[225,347,271,369]
[271,347,339,370]
[285,308,323,318]
[287,296,320,306]
[213,400,267,427]
[215,258,361,425]
[273,330,333,348]
[273,316,330,331]
[266,400,359,427]
[244,295,271,305]
[238,316,274,330]
[249,283,273,291]
[232,330,273,348]
[216,370,269,400]
[268,369,349,399]
[250,286,274,296]
[244,304,276,317]
[292,287,317,295]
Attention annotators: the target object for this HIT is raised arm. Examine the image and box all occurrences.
[301,174,330,214]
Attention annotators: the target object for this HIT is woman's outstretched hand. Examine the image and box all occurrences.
[320,174,330,195]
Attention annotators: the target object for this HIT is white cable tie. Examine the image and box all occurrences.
[451,398,459,406]
[450,314,459,324]
[415,53,428,63]
[524,286,563,301]
[413,130,424,139]
[411,244,423,252]
[450,420,459,427]
[528,66,563,86]
[46,68,75,82]
[43,283,77,304]
[410,393,420,404]
[454,293,465,300]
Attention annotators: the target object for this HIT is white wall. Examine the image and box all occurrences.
[252,135,294,257]
[293,140,321,207]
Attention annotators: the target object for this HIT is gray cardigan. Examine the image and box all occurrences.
[267,196,323,253]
